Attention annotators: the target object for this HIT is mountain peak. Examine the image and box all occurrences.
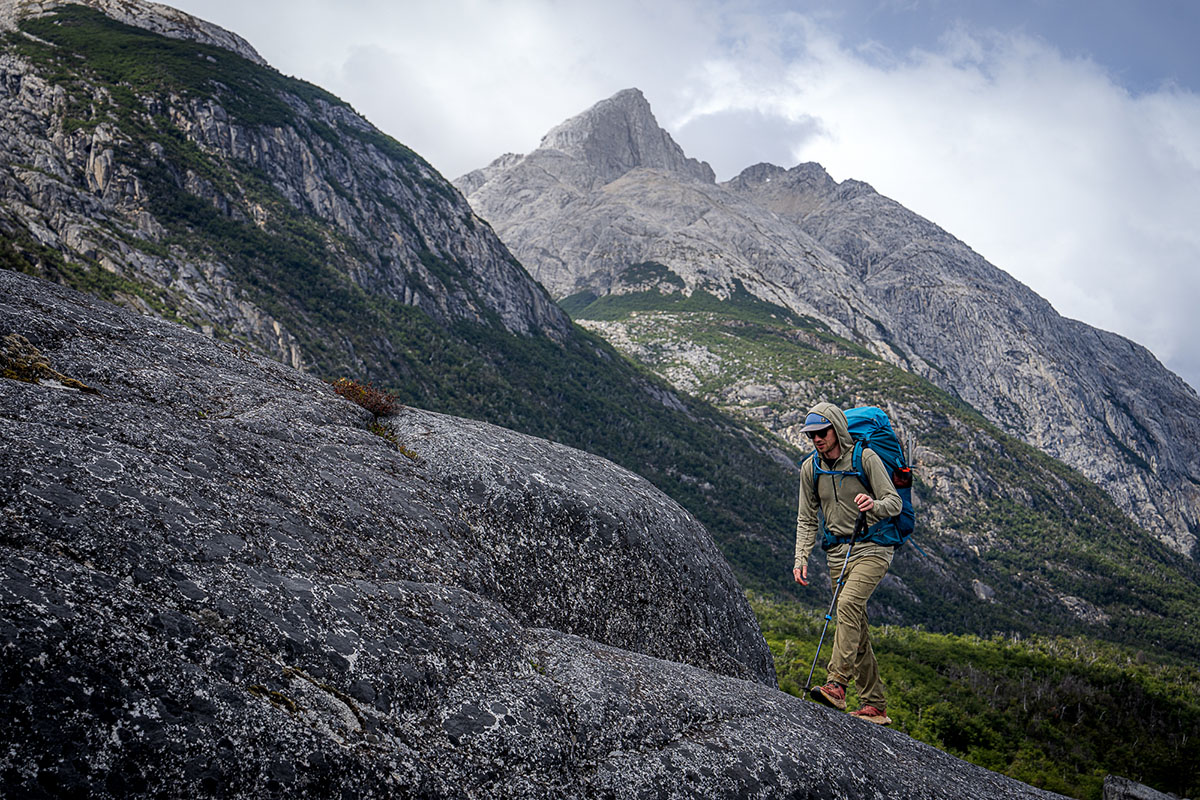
[0,0,267,65]
[538,88,715,186]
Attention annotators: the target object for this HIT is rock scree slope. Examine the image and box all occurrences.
[0,269,1070,798]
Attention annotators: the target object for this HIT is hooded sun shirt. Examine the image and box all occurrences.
[794,402,903,570]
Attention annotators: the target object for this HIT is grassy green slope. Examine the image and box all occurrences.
[756,597,1200,800]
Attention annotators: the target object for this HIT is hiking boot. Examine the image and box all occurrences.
[809,681,847,710]
[850,705,892,725]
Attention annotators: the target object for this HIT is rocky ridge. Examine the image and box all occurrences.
[0,0,569,379]
[1,0,266,63]
[457,89,1200,559]
[0,267,1070,799]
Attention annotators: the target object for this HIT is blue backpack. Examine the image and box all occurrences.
[809,406,916,550]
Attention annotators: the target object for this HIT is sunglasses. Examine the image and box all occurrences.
[806,428,834,440]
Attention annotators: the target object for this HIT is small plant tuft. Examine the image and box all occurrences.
[331,377,401,418]
[366,420,420,461]
[366,420,417,459]
[247,684,299,713]
[332,378,418,459]
[1,333,99,393]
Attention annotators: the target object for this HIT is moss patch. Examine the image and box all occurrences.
[0,333,98,394]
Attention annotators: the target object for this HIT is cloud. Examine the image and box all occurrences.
[672,109,822,178]
[672,21,1200,390]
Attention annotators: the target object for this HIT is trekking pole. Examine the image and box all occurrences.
[804,511,867,692]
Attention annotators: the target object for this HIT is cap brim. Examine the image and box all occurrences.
[801,424,834,433]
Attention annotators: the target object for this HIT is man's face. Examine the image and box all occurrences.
[810,426,836,456]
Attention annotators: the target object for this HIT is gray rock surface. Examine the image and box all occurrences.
[458,89,1200,559]
[0,269,1068,798]
[1103,774,1189,800]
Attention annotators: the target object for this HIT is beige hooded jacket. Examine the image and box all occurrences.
[794,402,903,570]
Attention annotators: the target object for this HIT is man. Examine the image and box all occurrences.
[794,402,902,725]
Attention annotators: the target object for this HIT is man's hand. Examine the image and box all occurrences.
[854,493,874,513]
[793,565,808,586]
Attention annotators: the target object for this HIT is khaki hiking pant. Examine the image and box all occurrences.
[827,551,889,710]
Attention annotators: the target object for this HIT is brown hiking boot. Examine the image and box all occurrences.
[809,681,847,710]
[850,705,892,725]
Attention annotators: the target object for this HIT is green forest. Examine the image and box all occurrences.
[755,597,1200,800]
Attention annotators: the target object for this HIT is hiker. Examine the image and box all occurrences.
[794,402,902,725]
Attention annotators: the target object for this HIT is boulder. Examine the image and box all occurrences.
[1103,775,1189,800]
[0,269,1064,798]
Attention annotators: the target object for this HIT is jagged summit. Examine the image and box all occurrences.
[455,89,717,197]
[728,161,834,192]
[727,161,788,184]
[724,162,879,217]
[536,87,715,187]
[0,0,267,64]
[726,161,883,204]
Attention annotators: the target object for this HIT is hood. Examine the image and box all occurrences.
[807,401,852,461]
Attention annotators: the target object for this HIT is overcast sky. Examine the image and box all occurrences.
[171,0,1200,392]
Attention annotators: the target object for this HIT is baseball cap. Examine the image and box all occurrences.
[801,412,834,433]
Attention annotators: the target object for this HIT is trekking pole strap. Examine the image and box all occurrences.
[851,510,867,541]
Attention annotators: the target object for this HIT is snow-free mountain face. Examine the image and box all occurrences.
[457,88,1200,560]
[0,0,570,373]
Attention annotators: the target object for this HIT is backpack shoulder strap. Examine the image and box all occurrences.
[851,441,871,493]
